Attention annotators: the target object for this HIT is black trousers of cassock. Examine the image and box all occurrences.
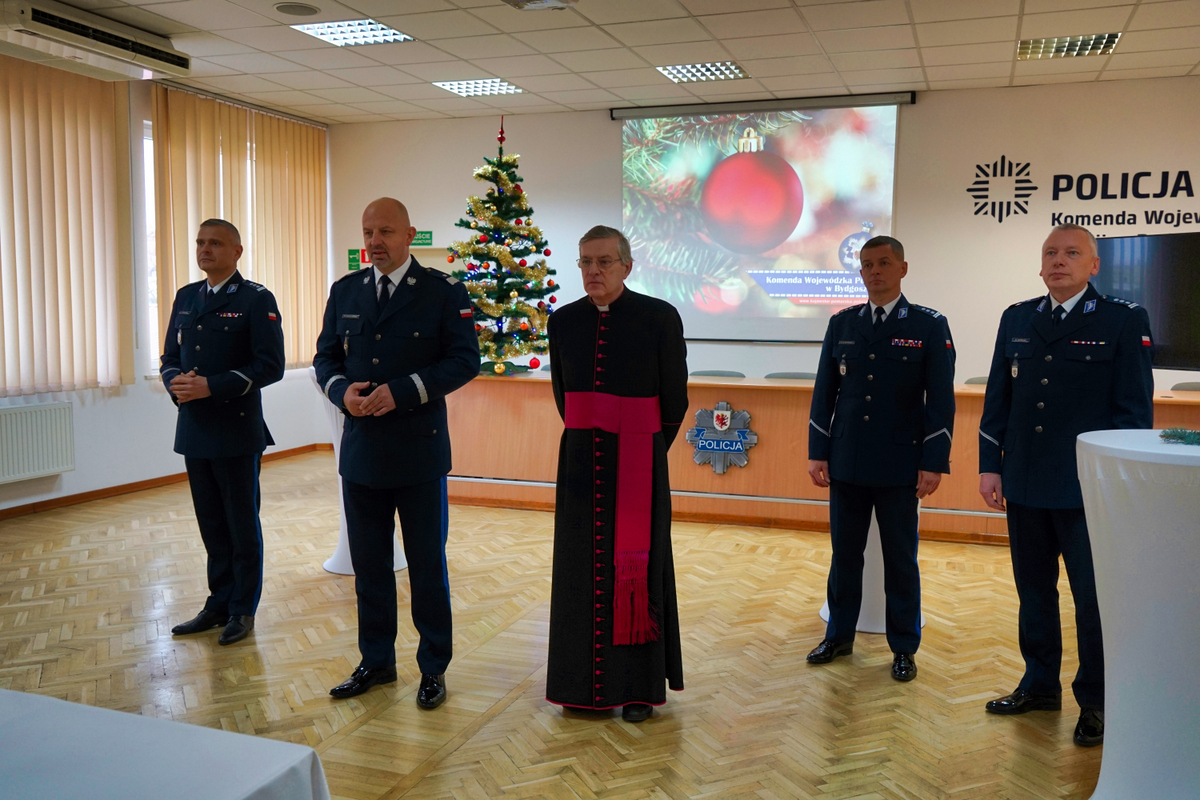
[343,476,452,674]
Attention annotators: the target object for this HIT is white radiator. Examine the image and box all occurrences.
[0,403,75,484]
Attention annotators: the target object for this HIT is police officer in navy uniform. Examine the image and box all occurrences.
[807,235,956,682]
[314,198,479,707]
[979,224,1153,747]
[161,218,285,646]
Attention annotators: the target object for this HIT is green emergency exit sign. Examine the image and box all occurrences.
[413,231,433,246]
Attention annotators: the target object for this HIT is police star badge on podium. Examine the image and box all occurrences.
[686,401,759,474]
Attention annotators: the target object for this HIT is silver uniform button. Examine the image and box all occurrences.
[863,415,870,421]
[240,412,245,417]
[902,356,908,361]
[867,375,874,381]
[432,429,437,434]
[195,345,201,351]
[197,325,202,330]
[869,353,876,360]
[865,396,872,402]
[1041,378,1049,385]
[1085,355,1091,361]
[1035,426,1043,432]
[225,326,229,331]
[1045,355,1052,362]
[1037,402,1044,409]
[375,334,381,340]
[372,358,379,365]
[413,332,420,338]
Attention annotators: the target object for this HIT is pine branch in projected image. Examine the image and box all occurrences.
[629,235,739,304]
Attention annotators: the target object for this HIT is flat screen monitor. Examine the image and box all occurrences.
[1094,231,1200,371]
[621,104,898,342]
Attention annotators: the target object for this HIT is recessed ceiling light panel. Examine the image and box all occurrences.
[291,19,413,46]
[434,79,523,97]
[656,61,747,83]
[1017,32,1120,60]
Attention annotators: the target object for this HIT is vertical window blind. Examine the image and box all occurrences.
[0,54,134,397]
[152,86,327,368]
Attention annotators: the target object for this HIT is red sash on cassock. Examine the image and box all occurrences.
[565,391,661,645]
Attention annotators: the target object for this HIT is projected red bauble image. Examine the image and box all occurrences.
[700,150,804,255]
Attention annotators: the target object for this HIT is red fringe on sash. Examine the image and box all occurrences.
[612,550,659,645]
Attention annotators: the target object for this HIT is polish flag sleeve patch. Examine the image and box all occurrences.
[268,312,278,321]
[1142,335,1152,346]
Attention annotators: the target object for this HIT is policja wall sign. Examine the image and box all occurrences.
[686,401,758,474]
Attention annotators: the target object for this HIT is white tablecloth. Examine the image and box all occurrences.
[1077,430,1200,800]
[0,689,329,800]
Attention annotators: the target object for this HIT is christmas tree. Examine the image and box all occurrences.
[447,120,557,376]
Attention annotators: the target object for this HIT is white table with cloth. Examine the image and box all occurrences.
[1076,429,1200,800]
[0,688,329,800]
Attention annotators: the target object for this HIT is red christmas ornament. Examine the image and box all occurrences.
[515,219,523,225]
[547,279,555,287]
[514,184,523,194]
[478,235,488,243]
[549,295,557,303]
[518,259,527,267]
[497,116,506,144]
[543,248,551,256]
[700,151,804,255]
[529,357,541,369]
[474,323,482,331]
[519,321,529,330]
[446,255,455,263]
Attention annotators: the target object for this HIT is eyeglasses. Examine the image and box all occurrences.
[577,257,623,271]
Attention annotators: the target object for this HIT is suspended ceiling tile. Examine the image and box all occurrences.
[611,83,698,100]
[847,81,928,93]
[344,99,429,114]
[400,60,495,81]
[375,10,498,39]
[924,61,1013,81]
[1118,26,1200,52]
[514,27,623,53]
[228,0,365,25]
[632,41,729,65]
[723,33,822,60]
[139,0,275,30]
[687,90,776,103]
[276,47,382,70]
[469,54,572,77]
[254,70,355,90]
[409,96,493,111]
[583,68,673,88]
[927,77,1013,90]
[690,78,768,95]
[305,86,393,103]
[432,34,537,59]
[186,58,240,76]
[323,66,424,86]
[1100,64,1195,80]
[372,83,467,100]
[206,52,310,72]
[801,1,909,31]
[679,0,791,14]
[240,89,330,105]
[910,0,1020,23]
[467,5,591,33]
[916,16,1019,47]
[576,0,689,24]
[549,48,648,72]
[537,88,622,104]
[740,54,833,78]
[603,18,712,48]
[697,8,807,39]
[1128,0,1200,31]
[1012,70,1099,84]
[1014,56,1106,75]
[511,73,596,92]
[385,111,452,120]
[352,41,460,65]
[758,72,845,92]
[1024,0,1131,11]
[830,48,922,71]
[816,25,916,54]
[195,74,293,92]
[342,0,455,14]
[217,25,326,52]
[920,41,1015,66]
[476,92,564,106]
[169,32,257,57]
[841,66,925,85]
[323,114,390,123]
[1105,47,1200,70]
[1019,7,1135,40]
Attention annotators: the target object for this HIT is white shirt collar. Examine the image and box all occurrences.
[206,273,234,295]
[869,295,901,322]
[373,255,412,288]
[1052,286,1088,316]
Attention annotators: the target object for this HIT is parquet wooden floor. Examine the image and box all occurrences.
[0,452,1101,799]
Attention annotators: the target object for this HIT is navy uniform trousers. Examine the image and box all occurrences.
[979,284,1154,708]
[810,295,956,655]
[186,454,264,616]
[344,476,452,672]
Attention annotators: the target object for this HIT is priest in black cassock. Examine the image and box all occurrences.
[545,225,689,723]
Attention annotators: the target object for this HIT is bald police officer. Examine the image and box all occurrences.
[161,218,285,646]
[979,223,1154,747]
[314,198,479,707]
[807,236,956,682]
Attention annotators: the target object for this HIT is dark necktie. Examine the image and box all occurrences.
[377,274,391,314]
[1053,306,1065,325]
[874,306,885,329]
[205,288,216,307]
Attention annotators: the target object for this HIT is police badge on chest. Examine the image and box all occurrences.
[839,359,847,376]
[1011,360,1018,379]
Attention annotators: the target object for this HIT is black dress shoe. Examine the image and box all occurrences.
[806,639,854,664]
[417,673,446,710]
[891,653,917,682]
[984,688,1062,715]
[218,615,254,645]
[329,665,398,699]
[1074,708,1104,747]
[171,609,228,636]
[622,703,652,723]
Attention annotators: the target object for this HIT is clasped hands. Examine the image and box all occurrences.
[344,381,397,417]
[807,460,944,499]
[169,370,211,403]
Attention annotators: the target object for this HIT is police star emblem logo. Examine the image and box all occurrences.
[685,401,758,474]
[967,155,1039,223]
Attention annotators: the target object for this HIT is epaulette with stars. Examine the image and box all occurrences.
[1101,295,1139,309]
[424,266,460,285]
[834,303,864,317]
[243,279,267,292]
[911,305,943,318]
